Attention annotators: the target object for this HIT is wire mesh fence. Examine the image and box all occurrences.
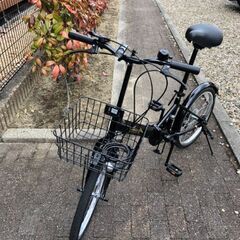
[0,0,36,92]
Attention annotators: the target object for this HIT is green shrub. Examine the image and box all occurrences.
[24,0,108,80]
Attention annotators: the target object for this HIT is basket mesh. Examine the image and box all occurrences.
[53,96,148,181]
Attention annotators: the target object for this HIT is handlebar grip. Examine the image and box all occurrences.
[168,61,200,75]
[68,32,95,45]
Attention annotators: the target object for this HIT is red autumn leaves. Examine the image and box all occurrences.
[28,0,42,8]
[26,0,108,81]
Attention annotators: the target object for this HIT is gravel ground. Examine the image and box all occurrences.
[160,0,240,133]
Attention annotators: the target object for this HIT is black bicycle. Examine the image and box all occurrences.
[53,23,223,240]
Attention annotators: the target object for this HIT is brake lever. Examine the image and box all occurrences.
[89,45,99,54]
[89,31,110,44]
[67,45,99,55]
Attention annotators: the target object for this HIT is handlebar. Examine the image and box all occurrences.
[167,61,200,75]
[68,32,96,45]
[68,31,200,75]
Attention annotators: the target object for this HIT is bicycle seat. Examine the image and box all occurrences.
[185,23,223,49]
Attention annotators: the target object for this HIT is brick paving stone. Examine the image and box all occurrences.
[218,205,240,228]
[112,174,132,194]
[94,204,114,223]
[163,181,181,207]
[181,193,202,222]
[13,156,29,172]
[196,188,218,207]
[113,202,131,222]
[29,156,47,170]
[55,238,71,240]
[47,143,58,159]
[187,220,209,240]
[225,181,240,206]
[1,144,24,168]
[33,143,51,159]
[113,192,132,206]
[129,192,149,206]
[209,181,230,195]
[218,159,240,182]
[19,143,37,159]
[36,211,57,238]
[226,226,240,240]
[177,175,197,195]
[166,206,189,239]
[143,153,161,170]
[147,193,167,221]
[190,169,210,188]
[93,223,114,239]
[113,221,132,240]
[93,205,114,238]
[150,220,171,240]
[18,207,41,236]
[131,205,151,239]
[146,169,163,193]
[0,143,9,158]
[214,192,234,207]
[35,235,54,240]
[54,205,74,238]
[201,206,229,239]
[129,173,148,194]
[203,161,231,195]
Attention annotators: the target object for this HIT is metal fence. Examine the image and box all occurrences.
[0,0,36,92]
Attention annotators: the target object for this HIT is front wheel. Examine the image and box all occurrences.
[70,170,106,240]
[174,86,216,148]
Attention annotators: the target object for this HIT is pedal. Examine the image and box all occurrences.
[149,100,164,112]
[77,187,83,192]
[100,197,109,202]
[166,164,182,177]
[153,149,161,154]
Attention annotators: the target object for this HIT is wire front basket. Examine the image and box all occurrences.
[53,96,148,181]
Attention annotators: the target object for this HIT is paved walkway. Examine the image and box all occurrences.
[1,0,240,239]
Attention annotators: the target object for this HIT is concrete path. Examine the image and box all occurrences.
[0,0,240,239]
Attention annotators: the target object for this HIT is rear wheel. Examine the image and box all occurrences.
[70,170,106,240]
[174,87,216,148]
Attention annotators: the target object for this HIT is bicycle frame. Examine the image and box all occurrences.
[107,46,217,177]
[112,47,199,132]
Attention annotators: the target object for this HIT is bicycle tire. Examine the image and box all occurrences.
[174,86,216,148]
[70,170,106,240]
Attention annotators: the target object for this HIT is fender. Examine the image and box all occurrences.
[172,81,218,131]
[182,81,218,108]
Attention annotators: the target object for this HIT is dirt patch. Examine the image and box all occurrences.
[9,0,120,128]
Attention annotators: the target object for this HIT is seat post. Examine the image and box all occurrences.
[182,47,199,84]
[189,47,199,65]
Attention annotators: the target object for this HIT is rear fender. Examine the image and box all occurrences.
[172,81,217,131]
[183,81,218,108]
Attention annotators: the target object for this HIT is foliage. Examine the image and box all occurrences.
[24,0,108,80]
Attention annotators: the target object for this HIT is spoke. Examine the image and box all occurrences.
[179,90,214,146]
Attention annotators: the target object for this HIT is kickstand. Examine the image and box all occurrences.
[164,143,182,177]
[202,125,214,156]
[154,141,166,154]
